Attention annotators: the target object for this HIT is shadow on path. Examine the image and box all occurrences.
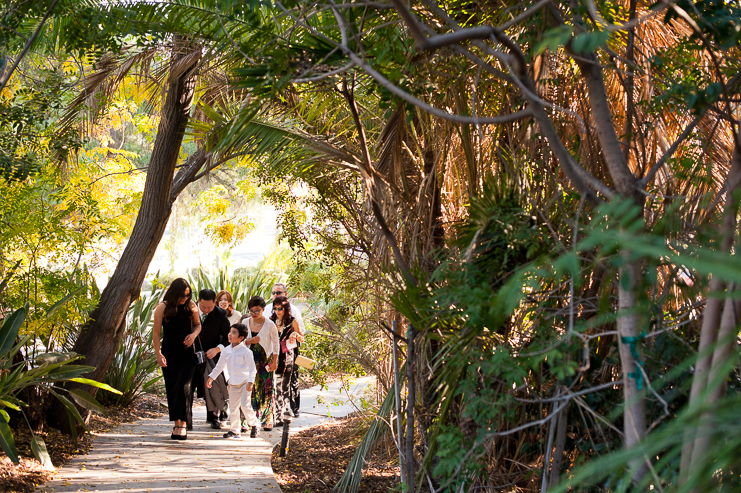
[37,377,374,493]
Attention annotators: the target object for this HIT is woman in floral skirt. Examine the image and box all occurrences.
[241,296,279,435]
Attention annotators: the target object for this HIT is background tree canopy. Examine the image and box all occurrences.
[2,0,741,491]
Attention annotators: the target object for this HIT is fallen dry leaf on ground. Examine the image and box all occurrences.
[0,394,166,493]
[272,411,399,493]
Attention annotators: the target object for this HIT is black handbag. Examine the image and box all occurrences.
[191,319,206,365]
[193,346,206,365]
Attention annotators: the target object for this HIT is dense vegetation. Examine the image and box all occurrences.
[2,0,741,491]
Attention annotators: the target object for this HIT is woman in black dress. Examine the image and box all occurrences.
[271,295,304,425]
[153,278,201,440]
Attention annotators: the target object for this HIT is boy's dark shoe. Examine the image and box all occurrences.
[223,431,241,439]
[250,426,259,438]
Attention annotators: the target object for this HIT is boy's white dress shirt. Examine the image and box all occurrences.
[209,341,257,386]
[208,342,258,435]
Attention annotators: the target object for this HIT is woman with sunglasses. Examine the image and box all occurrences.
[271,295,304,426]
[153,278,201,440]
[240,296,280,435]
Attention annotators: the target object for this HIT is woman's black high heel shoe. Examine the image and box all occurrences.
[171,426,187,440]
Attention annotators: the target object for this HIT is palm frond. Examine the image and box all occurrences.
[332,388,395,493]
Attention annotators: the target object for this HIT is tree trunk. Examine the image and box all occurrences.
[680,144,741,483]
[47,41,200,432]
[617,260,647,480]
[549,398,570,486]
[689,287,741,469]
[406,324,416,493]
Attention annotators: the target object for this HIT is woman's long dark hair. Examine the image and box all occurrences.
[163,278,193,322]
[270,295,292,326]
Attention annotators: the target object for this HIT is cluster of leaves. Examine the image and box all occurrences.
[666,0,741,49]
[0,304,121,467]
[384,191,741,491]
[0,69,82,180]
[0,167,118,344]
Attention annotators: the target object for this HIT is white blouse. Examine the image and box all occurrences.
[227,310,242,326]
[247,318,280,357]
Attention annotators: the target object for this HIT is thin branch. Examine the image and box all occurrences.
[380,321,409,343]
[500,0,553,30]
[670,3,732,125]
[585,0,673,32]
[345,50,533,124]
[340,77,414,281]
[573,396,624,435]
[89,162,193,185]
[516,380,624,403]
[294,61,355,83]
[216,12,256,64]
[0,0,61,95]
[277,1,533,125]
[0,23,29,42]
[639,110,707,186]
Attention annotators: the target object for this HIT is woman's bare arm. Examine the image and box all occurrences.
[184,301,201,347]
[153,303,167,367]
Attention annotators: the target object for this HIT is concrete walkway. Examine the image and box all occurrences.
[37,376,374,493]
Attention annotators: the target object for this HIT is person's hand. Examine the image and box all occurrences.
[296,333,305,343]
[268,361,278,372]
[207,377,213,389]
[206,347,220,359]
[246,382,254,392]
[156,353,167,367]
[183,333,196,347]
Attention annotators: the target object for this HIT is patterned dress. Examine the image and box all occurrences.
[246,318,279,428]
[275,317,298,419]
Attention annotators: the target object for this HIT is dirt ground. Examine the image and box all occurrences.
[272,411,400,493]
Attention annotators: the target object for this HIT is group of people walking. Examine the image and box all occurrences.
[152,279,305,440]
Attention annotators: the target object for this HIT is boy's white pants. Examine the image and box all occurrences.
[228,380,258,434]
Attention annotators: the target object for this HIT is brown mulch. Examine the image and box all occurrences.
[298,371,352,391]
[0,394,167,493]
[272,411,400,493]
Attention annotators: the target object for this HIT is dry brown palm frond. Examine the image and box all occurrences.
[58,38,230,146]
[374,107,402,177]
[58,46,167,134]
[168,48,202,82]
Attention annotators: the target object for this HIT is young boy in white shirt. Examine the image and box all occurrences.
[207,323,259,439]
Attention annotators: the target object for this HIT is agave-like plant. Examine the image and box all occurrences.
[0,305,121,467]
[188,265,283,313]
[99,287,164,407]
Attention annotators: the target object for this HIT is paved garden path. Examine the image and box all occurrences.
[36,376,374,493]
